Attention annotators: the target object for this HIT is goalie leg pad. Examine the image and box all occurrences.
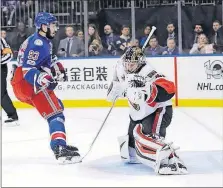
[117,135,141,164]
[133,124,173,170]
[118,135,129,162]
[133,124,188,175]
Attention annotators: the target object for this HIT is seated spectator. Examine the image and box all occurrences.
[191,24,204,46]
[115,25,131,55]
[88,23,103,50]
[76,30,84,41]
[189,34,214,54]
[57,25,84,57]
[89,39,103,56]
[144,36,165,56]
[162,38,179,55]
[11,21,28,58]
[101,24,119,56]
[139,24,152,48]
[165,23,178,46]
[210,20,223,53]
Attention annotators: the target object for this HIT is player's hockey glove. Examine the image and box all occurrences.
[51,61,67,82]
[37,72,58,91]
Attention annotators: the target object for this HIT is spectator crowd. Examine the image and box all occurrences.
[1,19,223,59]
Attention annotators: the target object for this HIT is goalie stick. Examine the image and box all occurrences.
[142,26,157,52]
[79,97,117,162]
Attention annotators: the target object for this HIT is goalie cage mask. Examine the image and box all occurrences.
[123,46,146,73]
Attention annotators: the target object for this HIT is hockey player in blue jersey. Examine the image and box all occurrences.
[11,12,81,164]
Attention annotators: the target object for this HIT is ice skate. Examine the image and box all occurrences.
[53,145,81,164]
[4,117,19,126]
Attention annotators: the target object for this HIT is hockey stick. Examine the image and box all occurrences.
[142,26,157,52]
[80,97,117,162]
[35,84,49,94]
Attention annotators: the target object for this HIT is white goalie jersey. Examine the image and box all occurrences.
[110,60,175,121]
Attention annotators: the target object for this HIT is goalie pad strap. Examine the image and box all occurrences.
[118,135,140,164]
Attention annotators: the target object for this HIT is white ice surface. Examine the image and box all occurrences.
[2,107,223,187]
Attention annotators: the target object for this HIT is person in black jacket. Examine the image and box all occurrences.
[210,20,223,53]
[101,24,119,56]
[160,23,178,47]
[1,36,19,125]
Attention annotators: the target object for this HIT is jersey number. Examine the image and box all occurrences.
[28,50,39,61]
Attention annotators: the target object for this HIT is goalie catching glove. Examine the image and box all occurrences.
[107,81,127,102]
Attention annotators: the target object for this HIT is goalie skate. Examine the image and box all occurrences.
[53,145,81,164]
[158,155,188,175]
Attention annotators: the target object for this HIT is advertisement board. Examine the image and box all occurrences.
[54,57,175,100]
[177,56,223,106]
[6,55,222,107]
[53,58,114,100]
[6,57,174,107]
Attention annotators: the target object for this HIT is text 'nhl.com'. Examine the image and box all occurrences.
[197,83,223,91]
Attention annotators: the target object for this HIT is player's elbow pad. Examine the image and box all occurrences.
[23,68,41,86]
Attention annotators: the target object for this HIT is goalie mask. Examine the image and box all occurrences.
[122,46,146,73]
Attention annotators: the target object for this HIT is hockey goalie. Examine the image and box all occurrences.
[107,46,188,175]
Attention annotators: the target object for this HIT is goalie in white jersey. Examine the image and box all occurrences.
[107,46,188,175]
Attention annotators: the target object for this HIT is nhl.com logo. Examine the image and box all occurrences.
[204,60,223,79]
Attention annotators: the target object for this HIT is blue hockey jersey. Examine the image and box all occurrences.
[17,32,53,86]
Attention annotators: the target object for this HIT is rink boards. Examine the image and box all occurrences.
[7,55,223,108]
